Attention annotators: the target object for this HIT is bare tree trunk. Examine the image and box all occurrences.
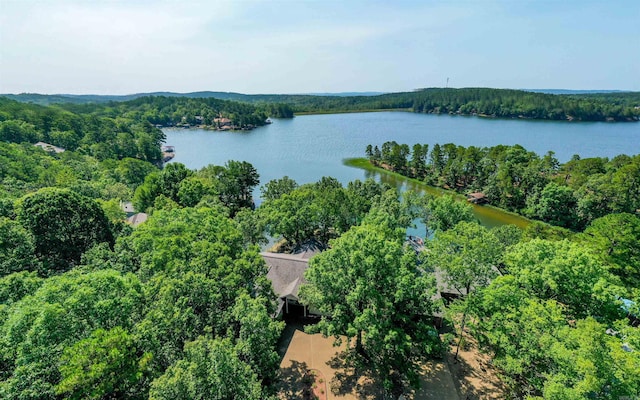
[455,300,469,361]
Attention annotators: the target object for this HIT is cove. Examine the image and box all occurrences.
[164,111,639,229]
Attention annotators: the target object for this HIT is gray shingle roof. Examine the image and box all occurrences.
[262,252,314,301]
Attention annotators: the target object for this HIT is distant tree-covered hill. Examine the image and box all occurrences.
[2,88,639,121]
[0,96,285,164]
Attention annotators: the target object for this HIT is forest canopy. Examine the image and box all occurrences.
[4,88,639,122]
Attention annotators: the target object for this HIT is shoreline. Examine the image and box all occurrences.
[294,108,411,116]
[294,109,638,123]
[343,157,532,229]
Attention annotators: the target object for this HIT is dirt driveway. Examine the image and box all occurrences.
[277,322,460,400]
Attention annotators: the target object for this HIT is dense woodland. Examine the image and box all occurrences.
[366,141,640,232]
[58,96,293,126]
[0,96,288,162]
[4,88,640,122]
[0,98,639,399]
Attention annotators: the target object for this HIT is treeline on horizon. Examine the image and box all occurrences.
[366,141,640,231]
[4,87,640,122]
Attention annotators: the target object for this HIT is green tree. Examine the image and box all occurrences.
[470,277,567,396]
[542,318,640,400]
[16,188,114,274]
[233,208,268,246]
[526,182,578,229]
[115,157,157,188]
[424,194,476,233]
[0,269,144,399]
[56,327,151,400]
[427,221,502,296]
[583,212,640,289]
[0,271,43,305]
[159,163,193,203]
[260,176,298,201]
[217,160,259,216]
[148,337,262,400]
[231,294,284,384]
[300,218,440,398]
[425,221,502,358]
[0,217,39,277]
[504,239,623,321]
[177,177,211,207]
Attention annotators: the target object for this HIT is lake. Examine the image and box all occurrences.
[164,111,639,231]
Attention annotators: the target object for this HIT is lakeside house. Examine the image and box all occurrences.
[466,192,487,204]
[34,142,65,154]
[161,145,175,163]
[213,117,232,128]
[262,251,320,318]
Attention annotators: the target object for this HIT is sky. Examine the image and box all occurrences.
[0,0,638,94]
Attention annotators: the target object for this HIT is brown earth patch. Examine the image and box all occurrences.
[445,333,507,400]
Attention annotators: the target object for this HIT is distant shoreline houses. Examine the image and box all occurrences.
[154,115,271,131]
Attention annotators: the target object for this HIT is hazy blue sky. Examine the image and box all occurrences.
[1,0,638,94]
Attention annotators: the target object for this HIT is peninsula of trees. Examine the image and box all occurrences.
[364,141,640,231]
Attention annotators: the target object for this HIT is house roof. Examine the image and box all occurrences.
[126,212,148,227]
[467,192,486,199]
[262,252,314,302]
[34,142,65,154]
[120,201,135,214]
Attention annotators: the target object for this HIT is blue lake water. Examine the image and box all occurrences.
[164,112,640,235]
[164,111,639,231]
[165,111,639,186]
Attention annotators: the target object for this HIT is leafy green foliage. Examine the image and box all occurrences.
[0,97,165,162]
[259,178,390,248]
[504,239,623,321]
[217,160,260,216]
[148,337,262,400]
[16,188,114,274]
[466,236,637,398]
[424,194,476,233]
[260,176,298,201]
[0,271,43,305]
[231,294,284,384]
[56,327,150,400]
[583,213,640,289]
[525,182,578,228]
[0,269,144,398]
[470,279,568,396]
[426,221,502,295]
[0,217,39,277]
[133,161,258,215]
[122,207,277,383]
[300,207,440,397]
[542,318,640,400]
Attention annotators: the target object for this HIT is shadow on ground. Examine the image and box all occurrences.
[327,348,385,399]
[277,359,310,399]
[445,340,507,400]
